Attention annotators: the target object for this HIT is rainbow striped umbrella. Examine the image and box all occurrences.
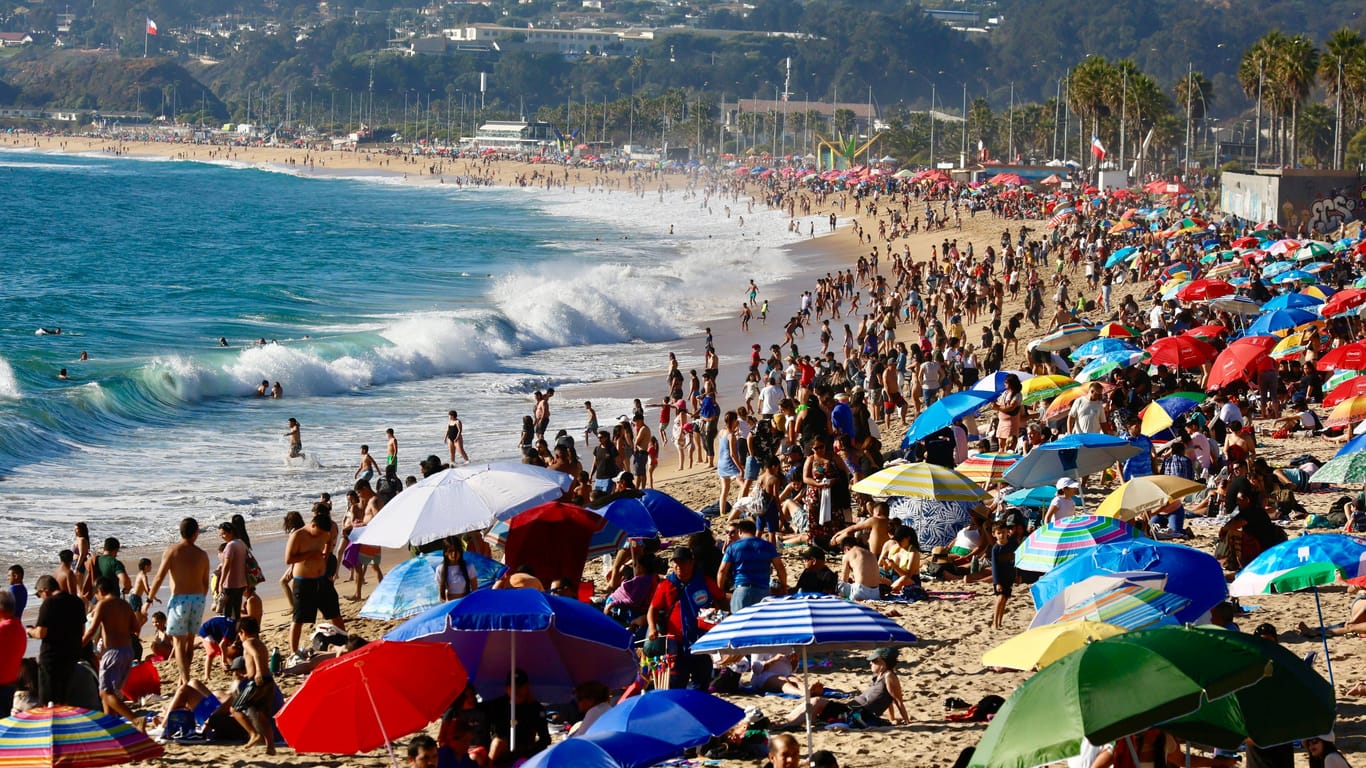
[955,453,1021,486]
[1036,324,1098,352]
[1016,515,1136,573]
[0,705,164,767]
[849,461,988,502]
[1049,585,1190,630]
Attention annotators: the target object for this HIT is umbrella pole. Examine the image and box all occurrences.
[802,647,813,759]
[1314,586,1335,688]
[359,665,400,768]
[510,634,518,754]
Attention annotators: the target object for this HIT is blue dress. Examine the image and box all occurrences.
[717,431,741,478]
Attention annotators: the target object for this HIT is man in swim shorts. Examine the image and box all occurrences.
[82,577,144,727]
[145,518,210,686]
[286,504,346,663]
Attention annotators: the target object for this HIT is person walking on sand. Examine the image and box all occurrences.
[285,505,345,662]
[285,418,302,458]
[144,517,210,686]
[446,410,469,464]
[81,577,144,729]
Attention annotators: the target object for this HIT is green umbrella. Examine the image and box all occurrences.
[1161,630,1335,749]
[1310,452,1366,485]
[968,627,1271,768]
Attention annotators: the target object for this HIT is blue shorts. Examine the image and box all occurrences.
[593,478,613,493]
[743,456,761,481]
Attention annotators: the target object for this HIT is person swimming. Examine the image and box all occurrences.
[36,327,61,336]
[57,368,68,380]
[255,380,269,397]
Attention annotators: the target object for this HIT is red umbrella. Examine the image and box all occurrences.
[1320,288,1366,318]
[1232,236,1260,249]
[499,502,605,590]
[1176,279,1234,302]
[1205,344,1272,391]
[1325,375,1366,407]
[1146,335,1217,369]
[1230,335,1279,352]
[1184,324,1227,341]
[278,640,467,758]
[1318,341,1366,372]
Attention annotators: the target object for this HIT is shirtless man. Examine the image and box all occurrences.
[534,388,555,438]
[881,362,908,426]
[832,502,893,558]
[231,617,277,754]
[53,550,81,596]
[286,505,345,660]
[385,428,398,472]
[145,518,210,686]
[285,418,302,458]
[83,577,145,727]
[838,538,888,602]
[630,414,652,480]
[354,444,379,483]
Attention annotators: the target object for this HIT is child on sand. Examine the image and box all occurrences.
[990,521,1017,629]
[130,558,152,614]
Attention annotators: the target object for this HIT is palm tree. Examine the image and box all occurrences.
[1239,32,1287,165]
[1319,28,1366,167]
[1069,56,1117,165]
[1276,34,1320,165]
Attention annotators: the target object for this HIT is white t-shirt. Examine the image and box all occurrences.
[759,384,784,415]
[921,360,943,389]
[1070,397,1106,434]
[1218,402,1244,425]
[1148,304,1165,329]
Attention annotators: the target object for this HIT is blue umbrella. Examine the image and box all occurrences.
[1030,540,1226,624]
[1262,260,1295,279]
[973,370,1030,395]
[522,731,680,768]
[1004,485,1058,509]
[691,594,917,754]
[1262,292,1322,311]
[360,551,506,620]
[1244,307,1318,336]
[902,390,996,447]
[889,497,973,549]
[1069,337,1138,362]
[1271,269,1315,285]
[1336,431,1366,458]
[1001,434,1141,488]
[596,490,708,539]
[387,588,636,752]
[1106,246,1139,268]
[586,689,744,748]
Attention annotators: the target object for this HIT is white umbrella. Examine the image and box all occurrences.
[356,462,571,547]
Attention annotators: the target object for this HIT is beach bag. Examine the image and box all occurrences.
[818,489,833,526]
[244,549,265,588]
[163,710,197,740]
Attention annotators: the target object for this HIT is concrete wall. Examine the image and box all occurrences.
[1221,170,1363,233]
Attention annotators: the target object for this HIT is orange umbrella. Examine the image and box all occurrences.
[1044,383,1114,421]
[1326,395,1366,429]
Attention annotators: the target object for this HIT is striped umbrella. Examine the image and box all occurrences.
[1138,393,1205,436]
[1069,337,1138,362]
[1269,331,1312,361]
[1048,585,1191,630]
[1325,395,1366,428]
[954,453,1021,486]
[850,462,988,502]
[1097,322,1138,339]
[1036,324,1098,352]
[1021,374,1079,406]
[690,594,917,755]
[0,706,164,767]
[1016,515,1136,573]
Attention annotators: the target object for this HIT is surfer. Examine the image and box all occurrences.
[285,418,302,458]
[219,337,229,347]
[36,327,61,336]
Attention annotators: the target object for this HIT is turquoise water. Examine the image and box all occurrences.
[0,150,802,561]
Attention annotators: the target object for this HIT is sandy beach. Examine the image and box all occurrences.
[9,133,1361,768]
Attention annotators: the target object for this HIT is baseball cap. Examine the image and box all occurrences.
[1056,477,1079,490]
[670,547,694,562]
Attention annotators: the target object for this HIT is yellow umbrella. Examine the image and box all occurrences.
[1270,331,1312,361]
[1021,374,1079,406]
[981,620,1127,670]
[1094,476,1206,520]
[849,461,988,502]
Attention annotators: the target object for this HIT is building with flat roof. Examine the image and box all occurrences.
[463,120,558,150]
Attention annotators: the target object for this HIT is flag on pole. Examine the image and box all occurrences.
[1090,135,1107,160]
[146,18,158,35]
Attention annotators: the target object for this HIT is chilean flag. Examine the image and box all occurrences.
[1090,135,1106,161]
[146,18,158,35]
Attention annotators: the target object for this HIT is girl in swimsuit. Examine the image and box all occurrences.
[446,410,468,464]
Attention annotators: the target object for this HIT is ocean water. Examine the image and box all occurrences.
[0,150,809,563]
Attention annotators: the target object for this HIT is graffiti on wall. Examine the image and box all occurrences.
[1284,186,1363,234]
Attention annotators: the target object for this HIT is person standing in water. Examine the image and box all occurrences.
[385,428,398,472]
[285,419,302,458]
[446,411,469,464]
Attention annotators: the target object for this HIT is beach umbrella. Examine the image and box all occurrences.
[690,594,917,756]
[1096,322,1138,338]
[1105,245,1137,265]
[850,461,988,502]
[1182,324,1227,341]
[889,497,975,550]
[0,706,164,768]
[966,627,1272,768]
[954,452,1020,486]
[1244,307,1319,337]
[1335,432,1366,458]
[1205,343,1273,391]
[1036,324,1098,353]
[1145,335,1217,369]
[277,640,467,761]
[1039,583,1190,631]
[1160,632,1335,751]
[900,390,996,446]
[1004,485,1058,509]
[1272,269,1316,285]
[1295,242,1333,261]
[1209,295,1264,316]
[1302,284,1336,301]
[1020,374,1079,405]
[387,588,636,751]
[1268,239,1300,256]
[1262,260,1296,279]
[522,732,681,768]
[1094,476,1205,520]
[1325,395,1366,428]
[972,369,1030,395]
[1232,236,1261,248]
[1205,261,1243,279]
[1001,434,1141,488]
[1138,394,1205,436]
[1261,292,1322,311]
[586,689,744,749]
[1321,288,1366,317]
[980,620,1127,671]
[359,551,446,620]
[1308,451,1366,485]
[1176,278,1234,302]
[1160,280,1191,301]
[1069,337,1138,362]
[1318,340,1366,372]
[1325,375,1366,407]
[1030,541,1226,624]
[1015,515,1136,573]
[595,490,708,539]
[1075,352,1145,383]
[356,463,572,547]
[485,502,603,589]
[1043,386,1092,421]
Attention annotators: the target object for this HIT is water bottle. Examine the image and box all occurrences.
[269,646,282,676]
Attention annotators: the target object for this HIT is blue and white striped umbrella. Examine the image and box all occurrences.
[691,594,917,655]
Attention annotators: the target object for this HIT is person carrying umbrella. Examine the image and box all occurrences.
[647,547,726,690]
